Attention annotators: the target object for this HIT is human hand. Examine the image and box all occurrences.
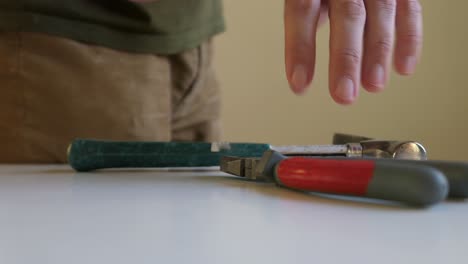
[284,0,423,104]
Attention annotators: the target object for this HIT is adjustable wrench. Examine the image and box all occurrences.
[68,136,427,171]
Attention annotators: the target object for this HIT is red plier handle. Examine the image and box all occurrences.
[274,157,448,206]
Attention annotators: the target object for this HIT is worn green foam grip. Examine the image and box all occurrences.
[68,139,271,172]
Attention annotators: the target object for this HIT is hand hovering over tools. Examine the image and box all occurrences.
[284,0,423,104]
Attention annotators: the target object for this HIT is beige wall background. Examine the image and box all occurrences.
[213,0,468,161]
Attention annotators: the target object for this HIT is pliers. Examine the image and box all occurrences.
[333,133,468,198]
[219,133,468,205]
[220,150,449,207]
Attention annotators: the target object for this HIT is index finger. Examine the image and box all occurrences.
[394,0,423,75]
[284,0,322,94]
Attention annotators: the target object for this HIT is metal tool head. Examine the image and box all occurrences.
[360,140,427,160]
[220,150,287,181]
[220,156,262,180]
[334,133,428,160]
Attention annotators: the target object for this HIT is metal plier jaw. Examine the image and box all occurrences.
[221,150,287,182]
[220,156,263,180]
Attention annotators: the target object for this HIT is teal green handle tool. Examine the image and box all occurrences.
[67,137,427,172]
[67,139,271,172]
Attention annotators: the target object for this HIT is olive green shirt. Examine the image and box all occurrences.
[0,0,225,54]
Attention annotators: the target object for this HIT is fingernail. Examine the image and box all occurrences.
[401,56,416,74]
[336,77,355,102]
[369,64,385,88]
[291,64,308,93]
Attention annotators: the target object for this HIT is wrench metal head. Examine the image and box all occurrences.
[334,133,428,160]
[359,140,427,160]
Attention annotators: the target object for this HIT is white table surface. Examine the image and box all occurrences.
[0,165,467,264]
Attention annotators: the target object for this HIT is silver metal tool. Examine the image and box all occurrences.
[274,140,427,160]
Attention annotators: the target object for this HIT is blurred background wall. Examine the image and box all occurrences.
[213,0,468,161]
